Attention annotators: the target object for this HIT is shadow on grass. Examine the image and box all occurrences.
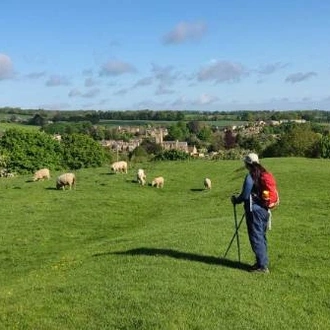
[190,188,205,192]
[94,247,250,271]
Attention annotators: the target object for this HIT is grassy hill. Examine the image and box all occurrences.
[0,158,329,329]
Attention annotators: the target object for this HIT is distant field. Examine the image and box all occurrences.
[99,119,247,128]
[0,113,32,121]
[0,158,329,329]
[0,122,40,133]
[99,119,174,127]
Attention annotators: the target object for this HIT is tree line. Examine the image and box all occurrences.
[2,107,330,124]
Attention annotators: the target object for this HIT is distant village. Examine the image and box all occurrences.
[93,119,307,158]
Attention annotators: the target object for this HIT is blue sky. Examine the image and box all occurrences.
[1,0,329,111]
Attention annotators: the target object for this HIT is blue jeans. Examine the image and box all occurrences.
[245,204,269,268]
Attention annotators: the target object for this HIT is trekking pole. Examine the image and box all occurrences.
[223,205,245,262]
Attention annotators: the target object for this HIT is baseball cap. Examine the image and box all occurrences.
[244,153,259,164]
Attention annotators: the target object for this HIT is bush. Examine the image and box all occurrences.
[129,146,150,163]
[0,128,63,174]
[0,129,108,173]
[153,149,190,161]
[262,124,320,158]
[61,133,107,170]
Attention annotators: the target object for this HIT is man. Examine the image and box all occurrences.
[231,153,270,273]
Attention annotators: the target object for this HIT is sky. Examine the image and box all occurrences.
[1,0,330,112]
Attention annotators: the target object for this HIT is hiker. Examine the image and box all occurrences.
[231,153,271,273]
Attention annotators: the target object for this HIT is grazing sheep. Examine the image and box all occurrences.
[111,161,128,174]
[151,176,164,188]
[33,168,50,181]
[56,173,76,190]
[137,168,146,186]
[0,169,16,178]
[204,178,212,190]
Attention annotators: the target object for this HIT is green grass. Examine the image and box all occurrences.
[0,122,40,133]
[0,158,329,329]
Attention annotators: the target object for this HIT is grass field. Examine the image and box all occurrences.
[0,122,40,134]
[0,158,329,329]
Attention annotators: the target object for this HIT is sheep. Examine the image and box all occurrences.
[151,176,164,188]
[0,169,16,178]
[204,178,212,190]
[137,168,146,186]
[56,173,76,190]
[111,161,128,174]
[33,168,50,181]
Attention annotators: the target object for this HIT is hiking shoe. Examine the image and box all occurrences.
[249,263,259,271]
[250,267,270,274]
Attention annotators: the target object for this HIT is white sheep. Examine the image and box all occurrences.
[151,176,164,188]
[56,173,76,190]
[137,168,146,186]
[33,168,50,181]
[204,178,212,190]
[111,161,128,174]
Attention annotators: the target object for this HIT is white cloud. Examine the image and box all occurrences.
[99,60,136,76]
[152,64,178,84]
[162,21,207,44]
[68,89,81,97]
[132,99,169,110]
[45,75,70,86]
[113,88,128,96]
[197,60,247,83]
[82,69,93,76]
[285,71,317,83]
[155,86,175,95]
[151,63,180,94]
[170,93,219,108]
[25,71,46,79]
[38,102,71,110]
[257,62,289,75]
[81,88,100,98]
[84,77,98,87]
[171,96,188,108]
[197,93,219,105]
[0,53,14,80]
[132,77,153,88]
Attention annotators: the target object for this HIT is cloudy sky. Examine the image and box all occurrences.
[1,0,329,111]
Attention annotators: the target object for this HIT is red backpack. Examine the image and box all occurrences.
[257,171,279,209]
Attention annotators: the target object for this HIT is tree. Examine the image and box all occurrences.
[208,131,224,152]
[187,121,204,134]
[129,146,149,163]
[223,129,236,149]
[319,135,330,158]
[61,133,107,169]
[28,114,47,126]
[166,121,189,141]
[262,123,320,157]
[237,135,263,154]
[197,125,212,142]
[140,139,162,155]
[0,128,63,173]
